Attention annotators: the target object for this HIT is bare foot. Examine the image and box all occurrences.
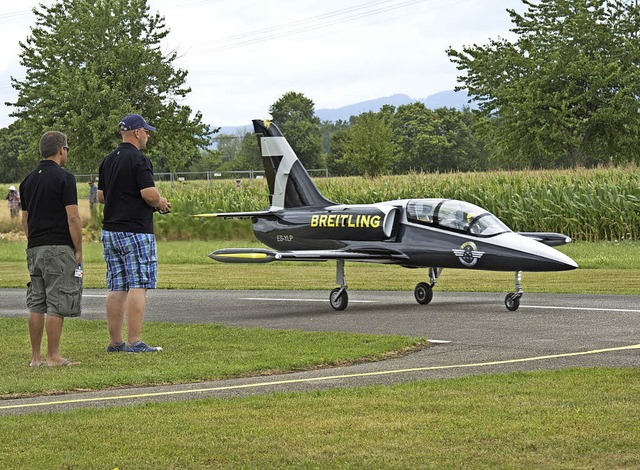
[46,358,80,367]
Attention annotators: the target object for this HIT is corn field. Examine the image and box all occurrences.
[20,166,639,242]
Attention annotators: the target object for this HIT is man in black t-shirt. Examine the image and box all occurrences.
[20,131,83,367]
[98,114,170,353]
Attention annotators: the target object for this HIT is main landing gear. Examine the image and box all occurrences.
[414,267,441,305]
[330,259,349,311]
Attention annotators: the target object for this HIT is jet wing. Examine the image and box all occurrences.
[209,247,409,264]
[517,232,572,247]
[194,210,279,219]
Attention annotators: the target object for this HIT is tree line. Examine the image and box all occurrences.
[2,0,640,183]
[208,93,490,177]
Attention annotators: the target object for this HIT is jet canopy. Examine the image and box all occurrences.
[406,199,511,237]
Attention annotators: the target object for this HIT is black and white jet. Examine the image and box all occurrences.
[198,120,577,311]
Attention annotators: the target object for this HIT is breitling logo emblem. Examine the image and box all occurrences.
[453,241,485,267]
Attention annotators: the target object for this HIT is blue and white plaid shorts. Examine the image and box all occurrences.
[102,230,157,291]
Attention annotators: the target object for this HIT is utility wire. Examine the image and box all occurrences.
[206,0,431,52]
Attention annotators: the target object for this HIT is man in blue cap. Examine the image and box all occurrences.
[98,113,171,353]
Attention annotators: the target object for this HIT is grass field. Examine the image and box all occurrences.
[0,317,426,398]
[1,368,638,468]
[1,202,639,467]
[2,238,640,294]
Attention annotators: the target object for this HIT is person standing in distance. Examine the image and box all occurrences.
[98,114,170,353]
[20,131,83,367]
[88,180,98,213]
[6,185,21,219]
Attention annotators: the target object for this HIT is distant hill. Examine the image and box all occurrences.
[217,125,251,135]
[315,90,476,122]
[214,90,475,136]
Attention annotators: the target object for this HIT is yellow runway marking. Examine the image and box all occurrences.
[2,343,639,412]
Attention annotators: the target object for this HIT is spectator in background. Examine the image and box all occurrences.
[88,180,98,212]
[6,185,20,218]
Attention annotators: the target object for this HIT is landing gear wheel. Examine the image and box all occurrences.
[330,288,348,311]
[505,293,521,311]
[414,282,433,305]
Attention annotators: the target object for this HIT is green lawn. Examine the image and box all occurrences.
[0,239,638,468]
[2,239,640,294]
[1,368,638,469]
[0,317,425,398]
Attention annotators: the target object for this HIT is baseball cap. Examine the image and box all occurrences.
[119,114,156,132]
[9,186,16,191]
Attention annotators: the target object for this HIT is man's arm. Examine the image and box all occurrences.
[97,189,104,204]
[65,204,83,264]
[140,187,171,212]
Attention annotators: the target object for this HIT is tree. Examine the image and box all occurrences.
[447,0,640,167]
[215,132,244,165]
[269,92,323,168]
[391,102,450,173]
[340,112,395,176]
[7,0,214,173]
[0,123,32,183]
[220,131,261,171]
[428,107,490,172]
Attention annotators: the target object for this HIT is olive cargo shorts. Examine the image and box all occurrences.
[26,245,82,318]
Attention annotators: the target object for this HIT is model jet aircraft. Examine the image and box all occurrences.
[198,119,577,311]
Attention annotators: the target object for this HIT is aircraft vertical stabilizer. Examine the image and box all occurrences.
[253,119,334,210]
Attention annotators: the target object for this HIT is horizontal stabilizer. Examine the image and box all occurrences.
[194,210,279,219]
[518,232,572,247]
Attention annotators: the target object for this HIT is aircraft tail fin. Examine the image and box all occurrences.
[253,119,334,210]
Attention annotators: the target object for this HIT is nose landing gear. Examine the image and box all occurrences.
[504,271,524,311]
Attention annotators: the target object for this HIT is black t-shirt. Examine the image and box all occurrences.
[98,142,156,234]
[19,159,78,249]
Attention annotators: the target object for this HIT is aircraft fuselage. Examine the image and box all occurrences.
[252,199,577,272]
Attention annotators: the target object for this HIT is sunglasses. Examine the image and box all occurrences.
[63,146,70,152]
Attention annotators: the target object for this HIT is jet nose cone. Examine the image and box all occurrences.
[524,237,579,271]
[497,233,579,271]
[551,250,579,271]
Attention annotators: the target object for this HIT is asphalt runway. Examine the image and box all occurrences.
[1,288,639,415]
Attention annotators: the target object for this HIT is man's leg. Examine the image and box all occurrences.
[44,315,80,367]
[44,315,64,366]
[125,288,148,345]
[106,290,127,347]
[28,312,44,366]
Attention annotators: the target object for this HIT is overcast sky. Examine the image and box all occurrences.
[0,0,520,129]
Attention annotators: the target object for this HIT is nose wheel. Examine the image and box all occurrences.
[505,292,522,311]
[504,271,524,311]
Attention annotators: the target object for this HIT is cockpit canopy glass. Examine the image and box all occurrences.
[406,199,511,237]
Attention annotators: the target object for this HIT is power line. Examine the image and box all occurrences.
[0,11,31,23]
[204,0,432,52]
[216,0,408,43]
